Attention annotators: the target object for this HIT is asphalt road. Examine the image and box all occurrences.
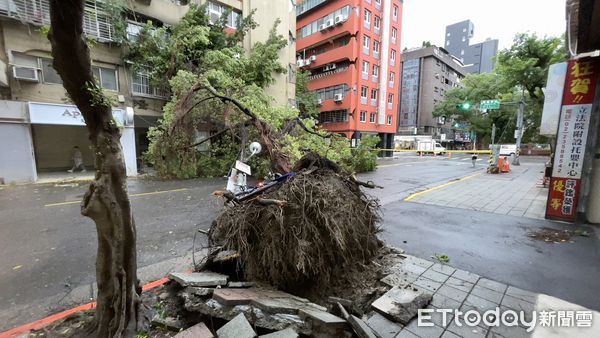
[1,153,598,331]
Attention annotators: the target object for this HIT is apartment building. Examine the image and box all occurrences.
[444,20,498,74]
[398,46,467,146]
[0,0,296,183]
[295,0,402,150]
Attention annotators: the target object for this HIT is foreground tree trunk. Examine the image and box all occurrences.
[49,1,140,336]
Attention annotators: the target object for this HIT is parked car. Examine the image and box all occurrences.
[499,144,517,156]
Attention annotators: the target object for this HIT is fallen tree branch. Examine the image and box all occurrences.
[255,197,287,207]
[352,178,383,189]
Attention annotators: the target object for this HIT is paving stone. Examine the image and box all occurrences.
[444,277,474,294]
[505,286,538,304]
[251,297,308,315]
[403,318,444,338]
[431,263,456,276]
[421,270,450,284]
[216,313,256,338]
[298,307,347,327]
[347,315,377,338]
[213,288,260,306]
[487,324,532,338]
[475,278,507,293]
[470,285,503,304]
[397,262,429,275]
[366,312,402,338]
[401,255,435,269]
[169,271,228,287]
[412,276,442,293]
[500,295,534,321]
[259,327,299,338]
[430,293,461,309]
[371,286,433,325]
[395,329,421,338]
[451,269,480,284]
[381,272,419,288]
[436,285,468,303]
[463,294,498,312]
[447,320,488,338]
[423,306,454,328]
[440,331,461,338]
[228,281,255,288]
[174,322,214,338]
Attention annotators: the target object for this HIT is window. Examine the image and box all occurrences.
[389,72,395,84]
[41,59,62,84]
[362,61,370,74]
[387,115,393,125]
[388,93,394,104]
[372,64,379,77]
[12,53,39,80]
[361,86,368,98]
[374,16,381,30]
[316,84,349,101]
[132,69,166,98]
[363,35,371,49]
[364,9,371,25]
[373,40,380,54]
[369,112,376,123]
[447,32,451,37]
[375,0,382,5]
[207,1,241,28]
[360,111,367,122]
[320,109,348,123]
[371,89,378,100]
[391,28,397,43]
[92,67,118,90]
[393,6,398,21]
[391,49,396,63]
[297,5,351,39]
[288,63,296,83]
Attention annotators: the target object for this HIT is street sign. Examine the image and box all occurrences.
[480,99,500,110]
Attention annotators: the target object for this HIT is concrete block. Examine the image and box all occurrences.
[259,327,299,338]
[213,288,260,306]
[298,307,347,327]
[174,322,214,338]
[366,312,402,338]
[169,271,228,287]
[216,313,256,338]
[228,281,255,288]
[251,297,307,315]
[371,286,432,325]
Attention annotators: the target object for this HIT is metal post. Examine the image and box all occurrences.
[513,96,525,165]
[491,123,496,145]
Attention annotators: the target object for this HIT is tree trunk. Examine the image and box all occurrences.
[48,1,140,337]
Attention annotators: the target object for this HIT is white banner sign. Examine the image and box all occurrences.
[552,104,592,179]
[28,102,127,126]
[540,62,567,136]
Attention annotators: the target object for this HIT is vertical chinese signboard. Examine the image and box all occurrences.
[546,59,599,221]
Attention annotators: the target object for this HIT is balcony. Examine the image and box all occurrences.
[306,39,357,70]
[319,94,351,113]
[297,15,355,51]
[308,65,351,89]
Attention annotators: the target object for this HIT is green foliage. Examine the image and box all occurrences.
[38,25,50,38]
[433,33,566,146]
[295,70,319,118]
[104,0,127,43]
[351,135,379,172]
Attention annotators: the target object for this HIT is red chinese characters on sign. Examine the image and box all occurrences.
[546,59,599,221]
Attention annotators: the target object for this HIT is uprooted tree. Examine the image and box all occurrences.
[49,1,139,336]
[130,5,378,179]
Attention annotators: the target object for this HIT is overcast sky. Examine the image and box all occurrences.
[400,0,566,51]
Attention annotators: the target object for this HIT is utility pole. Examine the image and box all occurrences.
[491,123,496,145]
[513,94,525,166]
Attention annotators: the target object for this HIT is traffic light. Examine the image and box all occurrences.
[456,102,471,111]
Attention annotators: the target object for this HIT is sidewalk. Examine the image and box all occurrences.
[407,159,548,220]
[371,253,600,338]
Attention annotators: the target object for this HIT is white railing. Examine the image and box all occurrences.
[0,0,114,41]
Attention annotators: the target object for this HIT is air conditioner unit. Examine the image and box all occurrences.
[334,15,346,25]
[309,55,317,62]
[319,24,327,32]
[325,19,334,27]
[12,66,39,82]
[296,59,305,67]
[323,63,337,72]
[334,93,343,102]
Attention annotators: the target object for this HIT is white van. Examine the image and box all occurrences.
[499,144,517,156]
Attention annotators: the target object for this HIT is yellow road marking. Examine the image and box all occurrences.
[403,173,482,202]
[44,188,189,207]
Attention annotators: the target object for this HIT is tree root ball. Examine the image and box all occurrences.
[209,153,382,292]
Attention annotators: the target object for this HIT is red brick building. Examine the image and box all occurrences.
[296,0,402,150]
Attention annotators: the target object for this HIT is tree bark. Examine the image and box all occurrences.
[48,1,140,337]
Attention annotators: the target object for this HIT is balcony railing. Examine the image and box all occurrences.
[308,65,349,81]
[0,0,114,41]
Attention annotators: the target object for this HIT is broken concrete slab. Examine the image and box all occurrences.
[151,315,185,331]
[258,327,299,338]
[169,271,228,287]
[366,312,402,338]
[185,286,214,297]
[174,321,214,338]
[371,286,432,325]
[251,297,308,315]
[216,313,256,338]
[348,315,377,338]
[328,296,353,308]
[228,281,255,288]
[298,307,347,328]
[213,288,260,306]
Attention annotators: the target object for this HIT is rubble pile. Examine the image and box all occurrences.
[209,153,382,292]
